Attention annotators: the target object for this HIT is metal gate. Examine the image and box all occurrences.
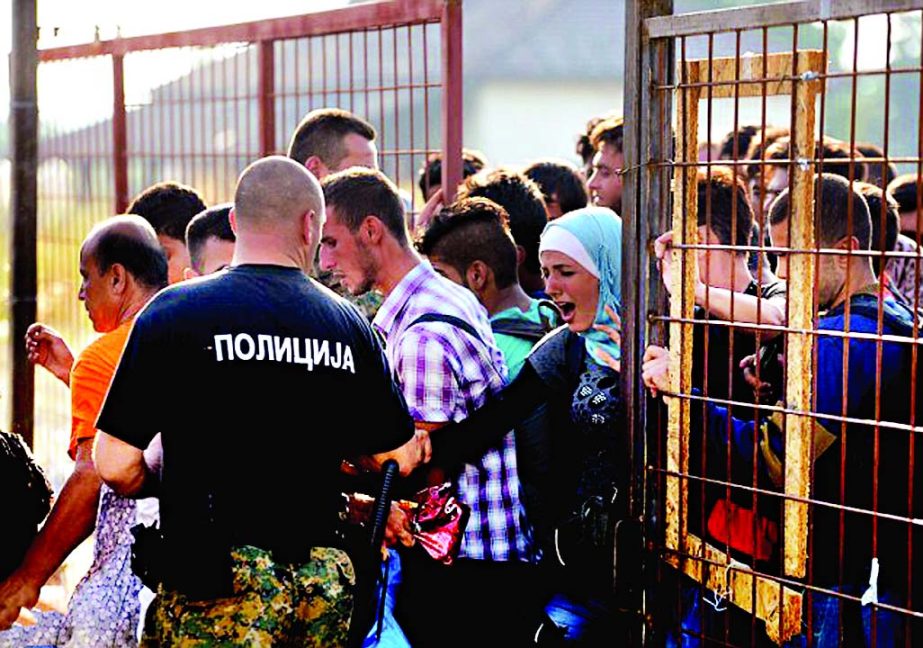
[23,0,462,480]
[623,0,923,645]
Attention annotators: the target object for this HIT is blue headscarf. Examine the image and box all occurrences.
[539,206,622,367]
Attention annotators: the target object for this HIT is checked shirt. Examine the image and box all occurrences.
[373,261,536,562]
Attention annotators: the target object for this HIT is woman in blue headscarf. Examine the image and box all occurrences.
[429,206,628,645]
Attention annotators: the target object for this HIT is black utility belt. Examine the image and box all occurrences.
[131,523,325,600]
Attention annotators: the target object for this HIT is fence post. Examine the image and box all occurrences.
[623,0,673,641]
[258,40,276,157]
[10,0,38,446]
[440,0,462,200]
[112,53,129,213]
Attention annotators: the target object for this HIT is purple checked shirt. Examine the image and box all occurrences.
[373,261,536,562]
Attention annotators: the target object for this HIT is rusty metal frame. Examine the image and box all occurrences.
[664,50,824,645]
[11,0,38,446]
[37,0,446,60]
[645,0,923,39]
[35,0,459,214]
[623,4,674,641]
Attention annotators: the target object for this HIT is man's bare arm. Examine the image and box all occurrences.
[25,323,75,386]
[95,431,157,498]
[371,428,432,476]
[0,441,101,629]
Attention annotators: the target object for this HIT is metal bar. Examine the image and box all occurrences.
[623,1,674,639]
[408,24,416,214]
[38,0,445,61]
[440,0,462,201]
[623,0,672,517]
[308,35,315,114]
[680,533,803,644]
[655,66,923,92]
[422,22,431,207]
[654,467,923,526]
[651,387,923,436]
[805,20,825,643]
[393,23,400,186]
[645,0,923,40]
[348,32,355,114]
[659,156,923,168]
[210,46,219,201]
[245,44,253,162]
[378,28,385,159]
[781,47,821,582]
[10,0,38,445]
[335,32,342,113]
[112,54,128,213]
[651,314,923,347]
[665,34,698,565]
[279,39,287,155]
[364,28,371,132]
[258,40,275,157]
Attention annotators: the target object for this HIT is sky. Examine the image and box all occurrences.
[0,0,350,124]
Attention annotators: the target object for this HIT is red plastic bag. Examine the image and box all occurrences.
[408,483,470,566]
[706,499,778,561]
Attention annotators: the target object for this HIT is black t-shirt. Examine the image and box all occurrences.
[97,265,414,560]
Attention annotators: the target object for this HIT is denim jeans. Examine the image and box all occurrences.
[362,550,410,648]
[669,578,915,648]
[668,580,778,648]
[796,585,910,648]
[545,591,620,645]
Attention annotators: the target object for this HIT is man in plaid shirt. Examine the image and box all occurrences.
[320,167,540,646]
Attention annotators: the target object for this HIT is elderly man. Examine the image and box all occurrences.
[0,216,168,645]
[94,157,424,646]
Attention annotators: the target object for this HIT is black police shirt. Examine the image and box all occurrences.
[96,264,414,558]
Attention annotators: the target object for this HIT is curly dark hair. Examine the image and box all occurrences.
[0,431,52,580]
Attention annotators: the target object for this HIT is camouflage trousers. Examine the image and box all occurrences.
[141,545,355,647]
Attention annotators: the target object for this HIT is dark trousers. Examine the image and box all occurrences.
[396,549,545,647]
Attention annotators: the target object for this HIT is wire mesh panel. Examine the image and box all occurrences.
[124,45,259,207]
[33,56,115,482]
[31,0,458,477]
[273,22,442,213]
[624,0,923,645]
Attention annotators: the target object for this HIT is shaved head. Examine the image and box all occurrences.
[234,156,324,233]
[82,215,168,290]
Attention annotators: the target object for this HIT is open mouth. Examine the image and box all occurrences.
[556,301,576,322]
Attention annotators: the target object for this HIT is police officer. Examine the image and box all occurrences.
[94,156,426,646]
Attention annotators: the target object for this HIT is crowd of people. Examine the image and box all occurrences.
[0,101,919,648]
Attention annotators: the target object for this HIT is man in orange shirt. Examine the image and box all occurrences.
[0,216,167,645]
